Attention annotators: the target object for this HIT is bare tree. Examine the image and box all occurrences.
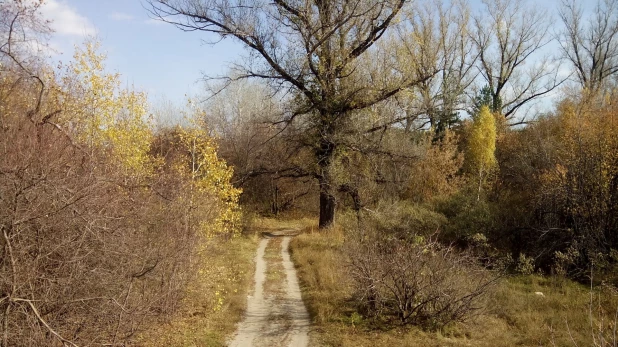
[558,0,618,95]
[204,81,317,214]
[471,0,564,121]
[0,0,50,71]
[146,0,434,228]
[205,81,285,186]
[401,0,477,137]
[0,0,51,124]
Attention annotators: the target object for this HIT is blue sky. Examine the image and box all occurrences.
[40,0,244,105]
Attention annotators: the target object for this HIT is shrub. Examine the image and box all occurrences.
[0,40,241,346]
[434,189,495,244]
[361,201,447,241]
[346,231,497,329]
[514,253,536,275]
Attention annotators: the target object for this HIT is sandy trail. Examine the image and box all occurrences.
[229,234,310,347]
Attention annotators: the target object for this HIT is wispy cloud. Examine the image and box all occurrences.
[110,12,134,22]
[144,18,166,26]
[40,0,96,37]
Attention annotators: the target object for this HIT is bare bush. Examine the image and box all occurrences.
[347,232,497,329]
[0,43,226,345]
[0,107,210,345]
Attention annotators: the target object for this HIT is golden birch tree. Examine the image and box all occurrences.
[467,105,497,200]
[175,107,242,236]
[57,40,154,178]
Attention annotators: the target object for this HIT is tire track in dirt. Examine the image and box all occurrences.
[229,234,310,347]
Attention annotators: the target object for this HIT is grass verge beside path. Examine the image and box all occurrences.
[136,235,258,347]
[290,225,618,346]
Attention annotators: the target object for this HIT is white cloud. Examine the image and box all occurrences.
[40,0,96,37]
[144,18,166,26]
[110,12,134,21]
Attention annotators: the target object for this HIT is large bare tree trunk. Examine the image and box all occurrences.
[318,174,336,228]
[316,129,336,228]
[146,0,434,228]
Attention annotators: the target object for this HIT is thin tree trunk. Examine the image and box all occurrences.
[477,166,483,201]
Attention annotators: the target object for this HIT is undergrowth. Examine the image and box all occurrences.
[136,235,258,346]
[290,221,618,346]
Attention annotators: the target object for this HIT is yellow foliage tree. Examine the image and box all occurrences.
[57,40,153,177]
[175,113,242,236]
[467,105,497,200]
[53,40,241,235]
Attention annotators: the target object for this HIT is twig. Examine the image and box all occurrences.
[19,299,78,347]
[112,279,133,345]
[2,304,10,347]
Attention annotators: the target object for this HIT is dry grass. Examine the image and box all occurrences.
[135,217,314,346]
[135,234,258,347]
[289,225,350,326]
[252,216,316,233]
[290,224,618,346]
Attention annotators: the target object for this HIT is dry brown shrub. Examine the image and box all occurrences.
[346,231,497,329]
[0,102,215,345]
[0,35,222,345]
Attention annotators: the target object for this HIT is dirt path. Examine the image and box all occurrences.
[229,234,310,347]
